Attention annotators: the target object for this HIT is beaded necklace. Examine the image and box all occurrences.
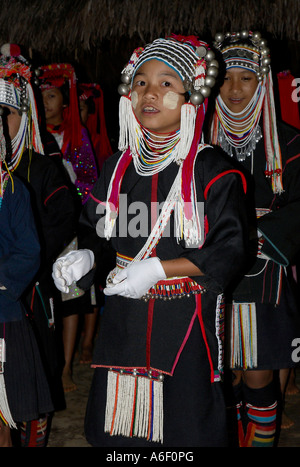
[214,82,264,161]
[0,170,9,210]
[133,125,180,175]
[7,112,28,172]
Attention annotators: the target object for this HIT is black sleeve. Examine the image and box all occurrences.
[258,127,300,265]
[180,150,248,293]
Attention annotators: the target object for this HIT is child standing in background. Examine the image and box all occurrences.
[40,64,98,393]
[78,82,113,171]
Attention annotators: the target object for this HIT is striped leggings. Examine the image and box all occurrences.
[19,416,48,447]
[234,381,277,447]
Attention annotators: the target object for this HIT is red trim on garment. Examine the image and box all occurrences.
[30,286,36,311]
[146,298,155,370]
[196,293,215,383]
[171,308,198,375]
[283,152,300,169]
[150,173,158,258]
[43,185,69,206]
[203,170,247,200]
[89,192,103,204]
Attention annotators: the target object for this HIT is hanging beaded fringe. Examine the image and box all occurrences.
[118,96,135,152]
[105,369,164,443]
[142,276,205,302]
[0,377,17,429]
[230,302,257,369]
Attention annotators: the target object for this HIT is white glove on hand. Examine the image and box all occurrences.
[104,257,166,299]
[52,249,95,293]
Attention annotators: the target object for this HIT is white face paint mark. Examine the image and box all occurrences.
[131,91,138,109]
[163,91,180,110]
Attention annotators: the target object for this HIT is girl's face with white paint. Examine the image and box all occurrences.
[131,59,186,134]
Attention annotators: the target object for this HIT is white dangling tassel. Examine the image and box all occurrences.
[0,339,17,429]
[103,158,120,240]
[104,369,164,443]
[104,370,117,433]
[0,375,17,429]
[118,95,137,152]
[174,145,206,247]
[175,103,196,163]
[263,73,283,194]
[28,85,44,155]
[230,302,257,369]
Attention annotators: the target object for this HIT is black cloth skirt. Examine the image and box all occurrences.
[84,319,228,447]
[57,292,93,318]
[0,312,54,422]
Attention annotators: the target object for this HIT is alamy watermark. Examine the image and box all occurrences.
[95,194,204,247]
[291,78,300,103]
[291,338,300,363]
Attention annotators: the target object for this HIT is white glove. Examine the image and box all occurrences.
[104,257,166,299]
[52,249,95,293]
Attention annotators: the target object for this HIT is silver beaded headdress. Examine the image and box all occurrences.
[211,31,283,194]
[0,44,44,171]
[0,80,21,110]
[213,31,271,80]
[118,34,219,106]
[117,34,220,159]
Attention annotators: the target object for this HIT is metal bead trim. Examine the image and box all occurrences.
[213,30,271,79]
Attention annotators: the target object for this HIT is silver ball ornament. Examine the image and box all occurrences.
[205,50,215,61]
[207,65,219,77]
[252,31,261,41]
[241,30,249,39]
[261,66,269,74]
[262,57,271,66]
[209,59,219,68]
[215,33,224,43]
[190,91,204,106]
[121,73,131,85]
[200,85,211,98]
[118,83,130,96]
[205,76,216,88]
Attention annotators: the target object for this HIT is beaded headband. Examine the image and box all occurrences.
[213,31,271,81]
[118,34,219,106]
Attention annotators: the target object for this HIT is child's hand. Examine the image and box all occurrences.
[104,257,166,299]
[52,249,94,293]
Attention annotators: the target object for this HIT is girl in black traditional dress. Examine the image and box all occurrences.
[209,30,300,447]
[53,34,248,447]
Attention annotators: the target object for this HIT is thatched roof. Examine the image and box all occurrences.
[0,0,299,57]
